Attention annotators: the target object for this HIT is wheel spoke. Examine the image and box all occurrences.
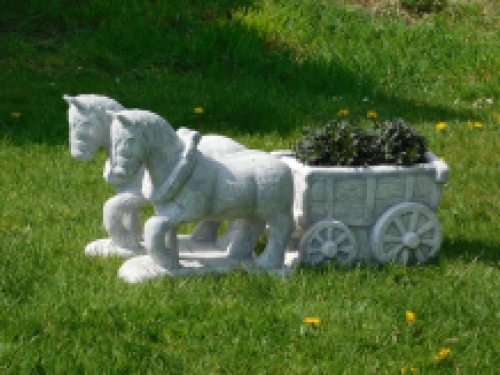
[383,243,404,260]
[335,233,347,246]
[409,211,419,231]
[416,221,434,236]
[327,226,333,241]
[394,217,407,235]
[313,234,325,245]
[398,248,410,265]
[308,251,324,266]
[383,235,403,243]
[415,248,428,263]
[420,238,438,246]
[337,245,353,255]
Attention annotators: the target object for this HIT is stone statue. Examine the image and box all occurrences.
[106,109,294,281]
[64,94,264,258]
[65,95,449,282]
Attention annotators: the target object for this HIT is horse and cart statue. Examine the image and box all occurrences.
[65,94,449,283]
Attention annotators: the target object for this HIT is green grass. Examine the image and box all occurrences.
[1,0,499,373]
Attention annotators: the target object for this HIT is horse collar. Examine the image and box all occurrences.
[147,128,201,203]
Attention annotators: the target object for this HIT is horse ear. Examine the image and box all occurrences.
[104,110,116,123]
[63,95,73,103]
[64,95,85,111]
[115,112,132,128]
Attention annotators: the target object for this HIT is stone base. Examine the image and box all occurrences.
[118,235,300,283]
[85,238,146,258]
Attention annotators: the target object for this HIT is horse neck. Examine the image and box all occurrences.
[100,122,112,156]
[83,112,111,156]
[144,130,185,188]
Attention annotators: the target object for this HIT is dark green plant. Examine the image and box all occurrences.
[401,0,448,13]
[292,118,428,167]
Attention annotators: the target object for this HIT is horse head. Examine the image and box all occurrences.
[107,109,192,199]
[106,111,146,185]
[64,94,124,161]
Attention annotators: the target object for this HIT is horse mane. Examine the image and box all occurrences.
[114,109,180,151]
[64,94,125,135]
[111,109,199,202]
[64,94,124,113]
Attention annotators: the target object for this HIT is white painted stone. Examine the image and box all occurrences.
[275,151,449,266]
[107,109,295,282]
[65,94,259,258]
[371,202,442,264]
[66,95,449,282]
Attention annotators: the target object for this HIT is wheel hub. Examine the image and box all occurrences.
[403,232,420,249]
[321,241,338,257]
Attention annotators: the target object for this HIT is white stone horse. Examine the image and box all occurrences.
[107,109,294,281]
[64,94,263,258]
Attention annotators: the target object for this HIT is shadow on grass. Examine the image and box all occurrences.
[0,0,482,145]
[291,235,499,277]
[440,237,500,266]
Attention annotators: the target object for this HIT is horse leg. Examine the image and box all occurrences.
[122,207,143,243]
[217,218,266,260]
[85,193,146,257]
[191,220,221,243]
[255,212,294,268]
[143,215,180,269]
[103,193,147,247]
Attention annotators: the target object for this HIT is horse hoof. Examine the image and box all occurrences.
[118,255,182,283]
[84,238,146,258]
[254,252,285,269]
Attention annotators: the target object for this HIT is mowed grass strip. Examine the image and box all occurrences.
[0,0,499,373]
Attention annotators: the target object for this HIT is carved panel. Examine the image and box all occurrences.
[335,179,366,202]
[376,176,405,199]
[309,179,325,201]
[310,203,327,216]
[413,175,434,200]
[331,206,367,222]
[374,198,405,219]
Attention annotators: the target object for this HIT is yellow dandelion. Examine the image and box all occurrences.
[406,311,416,324]
[367,110,377,119]
[401,367,417,374]
[194,107,204,114]
[474,122,483,128]
[77,66,83,70]
[303,317,320,325]
[435,348,451,361]
[337,109,349,116]
[436,122,446,130]
[439,157,445,162]
[11,112,21,118]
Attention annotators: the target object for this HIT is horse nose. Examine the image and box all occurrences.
[111,165,128,177]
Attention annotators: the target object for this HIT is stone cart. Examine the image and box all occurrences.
[273,151,450,267]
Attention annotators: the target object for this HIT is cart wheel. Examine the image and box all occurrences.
[299,220,357,267]
[371,202,442,265]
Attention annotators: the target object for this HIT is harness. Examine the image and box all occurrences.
[145,128,201,204]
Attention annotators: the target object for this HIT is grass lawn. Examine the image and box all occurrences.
[1,0,499,373]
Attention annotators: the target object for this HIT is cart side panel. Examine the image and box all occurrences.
[306,174,369,226]
[414,174,442,210]
[350,226,371,262]
[373,174,407,219]
[279,153,447,230]
[331,178,368,223]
